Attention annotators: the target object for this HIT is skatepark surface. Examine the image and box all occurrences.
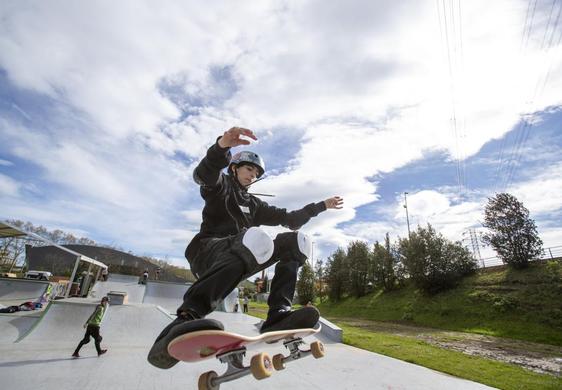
[0,276,495,389]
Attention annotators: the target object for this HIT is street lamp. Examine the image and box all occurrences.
[403,192,411,239]
[311,241,314,271]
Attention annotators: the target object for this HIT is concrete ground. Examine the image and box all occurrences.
[0,277,495,389]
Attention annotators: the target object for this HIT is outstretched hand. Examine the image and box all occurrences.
[218,127,257,148]
[324,196,344,209]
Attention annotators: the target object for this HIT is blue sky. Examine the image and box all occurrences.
[1,1,561,275]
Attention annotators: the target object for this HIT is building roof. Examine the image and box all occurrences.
[0,221,107,269]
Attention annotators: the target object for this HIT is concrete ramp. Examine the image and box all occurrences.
[0,306,494,390]
[217,288,240,313]
[0,311,42,343]
[18,300,171,347]
[105,274,141,283]
[89,274,146,303]
[143,281,240,315]
[142,280,191,313]
[0,277,49,306]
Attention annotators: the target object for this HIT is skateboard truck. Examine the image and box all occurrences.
[272,337,325,370]
[198,347,273,390]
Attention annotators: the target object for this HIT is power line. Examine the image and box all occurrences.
[501,1,562,191]
[495,0,537,193]
[437,0,466,196]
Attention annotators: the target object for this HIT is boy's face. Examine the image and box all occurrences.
[234,164,259,187]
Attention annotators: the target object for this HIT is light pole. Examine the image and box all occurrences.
[311,241,315,303]
[311,241,314,271]
[403,192,411,239]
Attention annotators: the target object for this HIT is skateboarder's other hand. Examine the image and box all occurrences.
[324,196,344,209]
[218,127,257,148]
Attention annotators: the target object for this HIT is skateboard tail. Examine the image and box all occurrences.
[168,330,244,361]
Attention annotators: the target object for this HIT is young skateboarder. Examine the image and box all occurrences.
[148,127,343,369]
[72,296,109,358]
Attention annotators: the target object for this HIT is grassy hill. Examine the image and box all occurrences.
[317,260,562,346]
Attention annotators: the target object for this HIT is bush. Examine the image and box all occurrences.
[492,296,518,313]
[399,224,478,294]
[544,260,561,282]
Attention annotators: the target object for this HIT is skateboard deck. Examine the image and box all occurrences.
[168,326,324,390]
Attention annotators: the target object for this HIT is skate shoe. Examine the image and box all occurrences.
[260,306,320,334]
[147,312,223,369]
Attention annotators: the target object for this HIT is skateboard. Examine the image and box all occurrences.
[168,326,325,390]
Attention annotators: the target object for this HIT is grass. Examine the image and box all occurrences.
[340,324,561,390]
[316,261,562,346]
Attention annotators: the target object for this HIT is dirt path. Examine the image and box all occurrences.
[328,317,562,376]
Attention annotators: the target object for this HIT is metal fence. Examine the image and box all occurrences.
[478,245,562,268]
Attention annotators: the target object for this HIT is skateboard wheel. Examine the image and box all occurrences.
[272,353,285,370]
[311,341,325,358]
[198,370,219,390]
[250,352,273,380]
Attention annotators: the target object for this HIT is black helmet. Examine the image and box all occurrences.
[229,151,265,178]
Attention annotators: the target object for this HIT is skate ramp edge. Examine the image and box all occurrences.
[0,277,50,306]
[319,316,342,342]
[155,305,175,319]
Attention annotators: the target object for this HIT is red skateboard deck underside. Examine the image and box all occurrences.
[168,327,320,362]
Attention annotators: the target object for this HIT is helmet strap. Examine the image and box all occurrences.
[231,165,245,188]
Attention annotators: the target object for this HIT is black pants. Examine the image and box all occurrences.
[180,231,306,318]
[74,325,102,354]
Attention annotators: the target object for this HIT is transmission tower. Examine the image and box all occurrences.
[467,228,483,267]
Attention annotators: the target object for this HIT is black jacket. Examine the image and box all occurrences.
[185,139,326,260]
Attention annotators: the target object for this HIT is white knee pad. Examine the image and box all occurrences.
[242,227,274,264]
[297,231,312,259]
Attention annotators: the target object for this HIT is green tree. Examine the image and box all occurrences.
[325,248,348,302]
[296,261,315,305]
[263,274,270,293]
[372,233,399,291]
[314,259,326,303]
[398,224,477,294]
[482,193,543,269]
[347,241,371,298]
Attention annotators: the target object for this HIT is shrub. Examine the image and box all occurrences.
[398,224,478,294]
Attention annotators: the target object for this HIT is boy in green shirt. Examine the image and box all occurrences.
[72,296,109,357]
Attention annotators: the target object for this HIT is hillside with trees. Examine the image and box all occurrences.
[294,192,560,346]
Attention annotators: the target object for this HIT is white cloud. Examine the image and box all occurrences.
[398,191,450,219]
[0,173,20,196]
[509,161,562,215]
[0,159,14,167]
[0,0,561,264]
